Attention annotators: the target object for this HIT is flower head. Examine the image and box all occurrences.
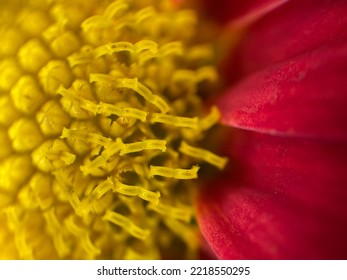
[0,0,226,259]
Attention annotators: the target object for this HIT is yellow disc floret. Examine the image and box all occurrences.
[0,0,226,259]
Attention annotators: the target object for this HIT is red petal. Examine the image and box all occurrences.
[231,0,347,75]
[195,0,288,26]
[217,41,347,140]
[197,129,347,259]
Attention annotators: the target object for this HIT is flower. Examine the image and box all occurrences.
[197,0,347,259]
[0,0,227,259]
[3,0,345,261]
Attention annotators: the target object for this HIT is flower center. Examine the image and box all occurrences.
[0,0,226,259]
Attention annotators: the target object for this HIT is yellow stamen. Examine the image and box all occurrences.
[103,210,150,240]
[148,165,200,179]
[149,113,199,129]
[148,202,192,222]
[179,141,228,169]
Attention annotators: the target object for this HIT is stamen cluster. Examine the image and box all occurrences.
[0,0,225,259]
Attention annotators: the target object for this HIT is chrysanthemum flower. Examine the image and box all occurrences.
[197,0,347,259]
[0,0,227,259]
[2,0,347,261]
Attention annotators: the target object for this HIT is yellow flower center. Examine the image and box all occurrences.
[0,0,226,259]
